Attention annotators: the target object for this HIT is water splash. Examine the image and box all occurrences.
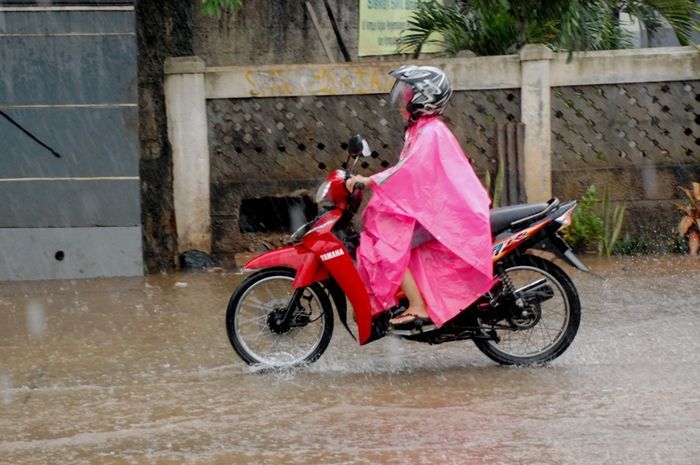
[0,371,12,405]
[288,202,306,232]
[640,161,659,198]
[26,299,47,338]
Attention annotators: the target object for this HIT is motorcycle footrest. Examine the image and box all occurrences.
[387,324,437,337]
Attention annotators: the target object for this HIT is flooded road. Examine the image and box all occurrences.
[1,256,698,464]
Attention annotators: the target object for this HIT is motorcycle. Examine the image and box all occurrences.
[225,135,589,368]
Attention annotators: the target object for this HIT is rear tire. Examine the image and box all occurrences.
[474,255,581,366]
[226,268,334,368]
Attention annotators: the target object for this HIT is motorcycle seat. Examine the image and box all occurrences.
[490,203,549,235]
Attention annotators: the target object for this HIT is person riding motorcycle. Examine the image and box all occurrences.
[345,65,494,329]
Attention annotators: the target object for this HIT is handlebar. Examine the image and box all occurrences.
[344,174,366,193]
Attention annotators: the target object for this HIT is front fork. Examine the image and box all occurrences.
[274,288,304,327]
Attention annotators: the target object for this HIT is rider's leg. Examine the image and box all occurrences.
[389,268,430,324]
[389,224,432,325]
[401,267,428,316]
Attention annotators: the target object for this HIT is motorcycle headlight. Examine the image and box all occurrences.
[315,181,334,208]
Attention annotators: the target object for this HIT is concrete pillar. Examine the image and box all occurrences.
[164,56,211,255]
[519,44,553,202]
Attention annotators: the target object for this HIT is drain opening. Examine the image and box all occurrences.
[239,196,317,233]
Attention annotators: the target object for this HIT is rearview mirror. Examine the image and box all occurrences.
[348,134,371,157]
[361,139,371,157]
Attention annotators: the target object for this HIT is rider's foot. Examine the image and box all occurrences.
[388,306,431,326]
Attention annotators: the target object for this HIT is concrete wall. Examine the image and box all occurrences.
[0,2,143,281]
[547,48,700,242]
[164,47,700,259]
[192,0,369,66]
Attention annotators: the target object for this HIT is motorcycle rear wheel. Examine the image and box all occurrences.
[226,268,334,368]
[473,255,581,366]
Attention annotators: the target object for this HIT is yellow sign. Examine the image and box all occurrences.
[358,0,444,56]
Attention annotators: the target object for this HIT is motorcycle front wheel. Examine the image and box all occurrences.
[226,268,334,368]
[473,255,581,366]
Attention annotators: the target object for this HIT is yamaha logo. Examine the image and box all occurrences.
[320,248,345,261]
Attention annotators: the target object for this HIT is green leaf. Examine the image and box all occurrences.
[201,0,243,18]
[599,185,626,256]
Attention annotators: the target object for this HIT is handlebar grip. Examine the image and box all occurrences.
[355,182,365,191]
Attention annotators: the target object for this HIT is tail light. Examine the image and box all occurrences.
[555,207,575,230]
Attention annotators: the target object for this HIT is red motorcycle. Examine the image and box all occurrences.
[226,136,589,368]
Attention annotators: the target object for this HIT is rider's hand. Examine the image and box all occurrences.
[345,175,372,192]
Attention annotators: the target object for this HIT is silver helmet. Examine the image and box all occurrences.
[389,65,453,118]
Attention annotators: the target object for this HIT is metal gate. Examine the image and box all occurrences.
[0,1,142,280]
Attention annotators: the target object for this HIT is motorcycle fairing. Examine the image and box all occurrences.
[491,220,549,261]
[243,210,345,286]
[303,231,373,345]
[244,246,330,287]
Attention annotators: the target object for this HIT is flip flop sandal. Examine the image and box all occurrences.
[388,313,433,329]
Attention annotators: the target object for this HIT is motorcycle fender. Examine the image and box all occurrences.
[540,235,591,272]
[243,246,330,286]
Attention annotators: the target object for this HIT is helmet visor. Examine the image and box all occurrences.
[389,80,414,110]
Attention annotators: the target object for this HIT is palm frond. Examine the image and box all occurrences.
[397,1,468,57]
[398,0,526,56]
[624,0,700,45]
[560,1,634,51]
[399,0,700,57]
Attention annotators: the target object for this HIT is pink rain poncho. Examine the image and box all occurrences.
[356,116,494,327]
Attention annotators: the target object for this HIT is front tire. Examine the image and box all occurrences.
[226,268,334,368]
[474,255,581,366]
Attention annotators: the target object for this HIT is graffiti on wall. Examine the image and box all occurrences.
[243,65,395,97]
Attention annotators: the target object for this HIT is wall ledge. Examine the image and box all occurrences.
[165,56,205,75]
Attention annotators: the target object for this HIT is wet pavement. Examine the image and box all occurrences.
[1,255,698,464]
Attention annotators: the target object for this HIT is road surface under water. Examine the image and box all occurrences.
[0,256,698,464]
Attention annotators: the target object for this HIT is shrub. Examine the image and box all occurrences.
[611,234,649,256]
[666,235,689,254]
[599,185,626,257]
[562,185,603,253]
[676,181,700,255]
